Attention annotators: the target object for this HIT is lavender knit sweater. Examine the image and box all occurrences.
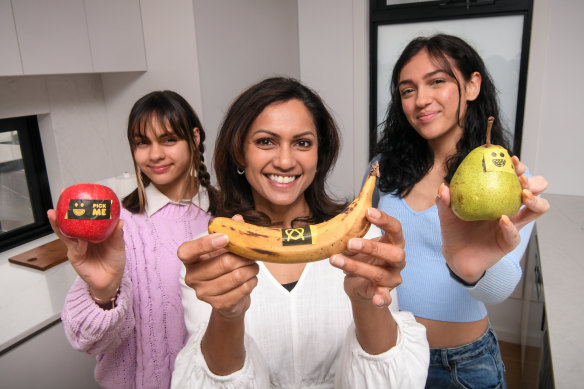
[61,202,210,389]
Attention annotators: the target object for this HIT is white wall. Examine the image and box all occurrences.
[193,0,300,175]
[100,0,206,176]
[521,0,584,196]
[298,0,369,197]
[0,74,115,204]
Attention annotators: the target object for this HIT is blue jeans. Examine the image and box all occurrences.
[425,324,507,389]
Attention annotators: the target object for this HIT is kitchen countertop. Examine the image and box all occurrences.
[536,193,584,387]
[0,233,77,353]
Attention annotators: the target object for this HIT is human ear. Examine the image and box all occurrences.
[465,71,482,102]
[193,127,200,148]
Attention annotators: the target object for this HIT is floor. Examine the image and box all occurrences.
[500,341,541,389]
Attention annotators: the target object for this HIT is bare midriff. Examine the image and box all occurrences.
[416,316,489,348]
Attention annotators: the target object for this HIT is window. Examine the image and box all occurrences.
[0,116,53,252]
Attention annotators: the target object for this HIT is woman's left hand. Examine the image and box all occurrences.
[329,208,406,308]
[437,156,550,284]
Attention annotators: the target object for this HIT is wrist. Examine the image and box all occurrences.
[89,285,120,310]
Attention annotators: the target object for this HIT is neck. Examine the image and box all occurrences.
[428,126,463,168]
[255,197,311,228]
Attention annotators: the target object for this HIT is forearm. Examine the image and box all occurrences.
[352,300,397,354]
[201,310,246,375]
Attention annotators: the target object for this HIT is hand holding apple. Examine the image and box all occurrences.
[56,184,121,243]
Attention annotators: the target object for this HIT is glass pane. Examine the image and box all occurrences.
[0,130,34,233]
[376,15,524,147]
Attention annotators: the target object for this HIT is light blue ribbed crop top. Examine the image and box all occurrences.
[376,191,532,322]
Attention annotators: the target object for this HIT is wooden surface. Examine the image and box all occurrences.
[8,239,68,271]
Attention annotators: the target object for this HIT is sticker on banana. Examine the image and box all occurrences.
[208,162,380,264]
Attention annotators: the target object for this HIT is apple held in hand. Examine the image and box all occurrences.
[56,184,120,243]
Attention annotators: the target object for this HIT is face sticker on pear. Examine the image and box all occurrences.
[481,147,515,174]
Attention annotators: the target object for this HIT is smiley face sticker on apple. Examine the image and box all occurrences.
[56,184,121,243]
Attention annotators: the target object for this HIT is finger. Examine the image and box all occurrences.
[193,262,259,299]
[347,238,405,269]
[232,214,244,222]
[497,215,521,253]
[204,277,258,315]
[367,208,404,248]
[525,176,548,196]
[436,183,459,224]
[511,190,550,229]
[512,156,526,176]
[177,233,229,265]
[372,286,394,308]
[330,253,402,289]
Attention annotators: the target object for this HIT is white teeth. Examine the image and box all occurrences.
[268,174,296,184]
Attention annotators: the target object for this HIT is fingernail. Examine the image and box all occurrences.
[501,215,511,225]
[211,234,228,248]
[330,255,344,268]
[523,189,533,200]
[367,208,381,219]
[348,238,363,250]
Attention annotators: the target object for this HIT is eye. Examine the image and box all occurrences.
[430,78,446,86]
[500,152,505,157]
[255,137,275,148]
[491,152,497,157]
[400,88,414,98]
[296,139,313,149]
[134,137,147,147]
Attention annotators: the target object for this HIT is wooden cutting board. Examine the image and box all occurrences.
[8,239,68,271]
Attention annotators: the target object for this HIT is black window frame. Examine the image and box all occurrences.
[0,115,53,252]
[369,0,534,160]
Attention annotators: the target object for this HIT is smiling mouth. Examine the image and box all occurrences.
[267,174,297,184]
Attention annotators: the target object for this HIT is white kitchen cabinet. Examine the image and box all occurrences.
[0,0,23,76]
[9,0,146,76]
[84,0,147,73]
[0,320,101,389]
[12,0,94,75]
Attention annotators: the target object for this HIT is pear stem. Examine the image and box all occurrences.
[486,116,494,146]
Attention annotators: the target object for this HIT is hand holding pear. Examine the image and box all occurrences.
[450,117,522,221]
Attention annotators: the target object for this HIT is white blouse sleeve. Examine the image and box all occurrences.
[335,310,430,389]
[171,322,270,388]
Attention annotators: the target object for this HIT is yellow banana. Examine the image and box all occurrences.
[208,162,380,264]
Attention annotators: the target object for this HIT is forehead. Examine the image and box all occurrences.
[250,99,316,135]
[399,49,456,81]
[134,114,174,138]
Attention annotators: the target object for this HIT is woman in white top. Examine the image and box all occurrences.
[171,77,429,388]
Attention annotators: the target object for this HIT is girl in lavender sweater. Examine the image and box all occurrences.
[47,90,217,388]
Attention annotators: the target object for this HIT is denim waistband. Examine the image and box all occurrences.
[429,323,498,366]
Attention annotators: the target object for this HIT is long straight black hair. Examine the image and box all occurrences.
[376,33,513,196]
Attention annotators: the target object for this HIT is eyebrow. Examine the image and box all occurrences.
[398,69,449,88]
[251,129,316,139]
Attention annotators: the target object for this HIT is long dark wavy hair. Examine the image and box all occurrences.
[376,33,513,196]
[213,77,347,226]
[122,90,217,214]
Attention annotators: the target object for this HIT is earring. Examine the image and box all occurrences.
[237,167,245,175]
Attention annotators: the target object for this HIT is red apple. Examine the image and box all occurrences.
[56,184,121,243]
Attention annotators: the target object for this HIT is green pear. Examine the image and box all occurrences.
[450,117,522,221]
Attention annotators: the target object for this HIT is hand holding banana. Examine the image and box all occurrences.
[208,162,380,264]
[178,229,260,319]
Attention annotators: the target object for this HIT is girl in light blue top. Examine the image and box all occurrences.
[373,34,550,388]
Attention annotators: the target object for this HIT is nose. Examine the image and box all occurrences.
[273,144,295,170]
[415,86,432,107]
[149,142,165,161]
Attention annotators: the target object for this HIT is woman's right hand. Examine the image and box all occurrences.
[47,209,125,301]
[177,230,259,320]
